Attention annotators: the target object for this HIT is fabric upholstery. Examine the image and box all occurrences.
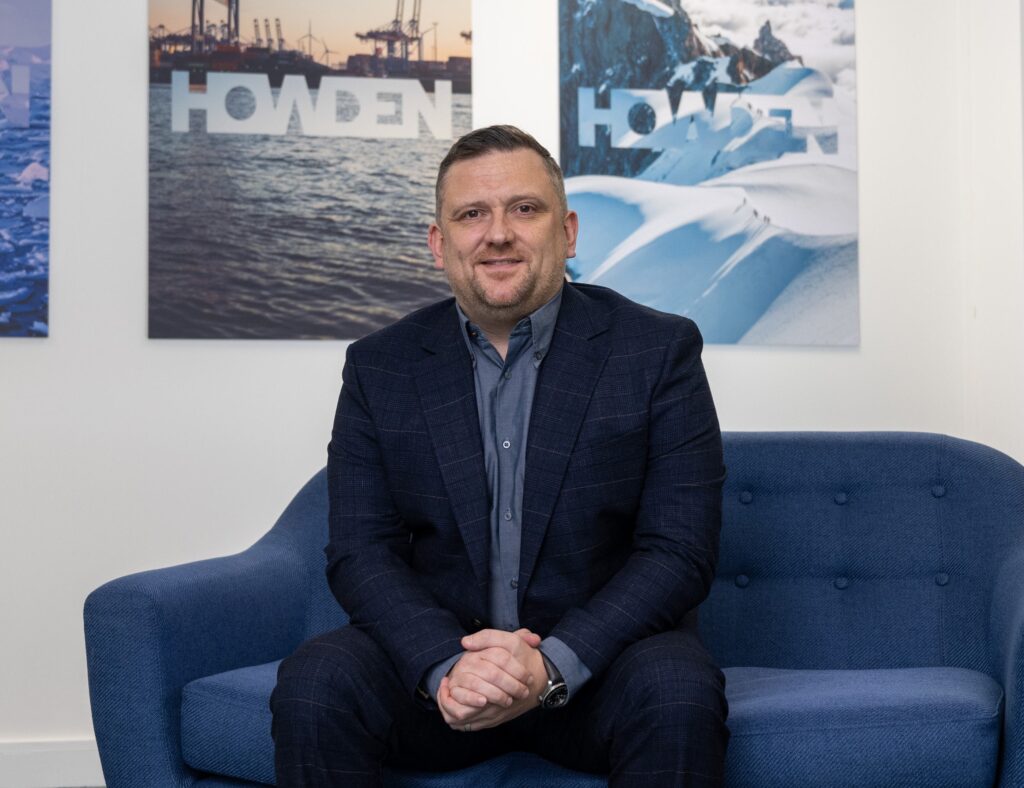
[183,661,1002,787]
[182,663,605,786]
[85,432,1024,786]
[703,433,1023,675]
[724,666,1003,787]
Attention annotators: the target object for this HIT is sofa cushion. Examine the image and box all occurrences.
[724,666,1003,787]
[182,661,279,784]
[182,661,1002,786]
[181,660,603,786]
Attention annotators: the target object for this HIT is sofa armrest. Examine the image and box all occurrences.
[989,546,1024,787]
[84,533,308,788]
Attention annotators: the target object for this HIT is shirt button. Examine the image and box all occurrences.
[504,509,512,521]
[510,579,518,589]
[503,370,511,380]
[502,440,511,449]
[534,351,543,361]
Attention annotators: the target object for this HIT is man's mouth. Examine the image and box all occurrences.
[478,258,523,266]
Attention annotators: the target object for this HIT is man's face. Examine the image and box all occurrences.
[428,148,578,326]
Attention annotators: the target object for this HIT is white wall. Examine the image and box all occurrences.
[1,0,1022,784]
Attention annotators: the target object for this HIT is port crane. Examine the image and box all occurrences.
[405,0,423,58]
[249,17,283,51]
[191,0,239,51]
[356,0,426,62]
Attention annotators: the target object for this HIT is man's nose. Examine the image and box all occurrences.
[485,212,514,245]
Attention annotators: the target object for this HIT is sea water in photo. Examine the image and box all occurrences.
[148,86,470,340]
[0,43,50,338]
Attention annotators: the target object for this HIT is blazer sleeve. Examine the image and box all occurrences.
[548,319,725,679]
[325,345,467,699]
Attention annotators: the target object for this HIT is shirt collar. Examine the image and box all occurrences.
[455,285,564,365]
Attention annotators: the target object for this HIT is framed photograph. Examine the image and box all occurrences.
[560,0,859,345]
[0,0,51,338]
[148,0,472,339]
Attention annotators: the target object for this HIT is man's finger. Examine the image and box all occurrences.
[472,648,533,696]
[438,677,482,724]
[461,628,524,652]
[449,681,502,708]
[514,628,542,647]
[449,652,527,702]
[448,659,507,705]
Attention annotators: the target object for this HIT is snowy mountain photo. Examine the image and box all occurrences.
[559,0,858,345]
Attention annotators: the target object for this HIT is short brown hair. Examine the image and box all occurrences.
[435,125,568,221]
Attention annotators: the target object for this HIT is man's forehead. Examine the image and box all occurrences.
[447,148,547,178]
[441,149,553,201]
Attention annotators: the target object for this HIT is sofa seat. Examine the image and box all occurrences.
[724,666,1003,788]
[181,661,603,787]
[181,660,1002,787]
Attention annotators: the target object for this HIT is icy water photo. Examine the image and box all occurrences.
[148,88,469,339]
[0,1,51,339]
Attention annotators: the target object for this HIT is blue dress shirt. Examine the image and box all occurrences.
[424,286,592,702]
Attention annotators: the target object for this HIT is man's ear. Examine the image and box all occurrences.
[563,210,580,260]
[428,223,445,270]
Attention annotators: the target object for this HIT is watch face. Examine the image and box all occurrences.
[543,683,569,709]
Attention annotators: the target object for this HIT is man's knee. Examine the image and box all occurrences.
[609,630,728,731]
[271,626,394,726]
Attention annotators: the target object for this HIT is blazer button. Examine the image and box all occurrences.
[735,574,750,588]
[834,492,848,505]
[834,577,849,590]
[470,618,484,631]
[739,491,753,505]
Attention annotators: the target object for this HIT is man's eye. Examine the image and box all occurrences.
[516,204,535,214]
[462,209,480,220]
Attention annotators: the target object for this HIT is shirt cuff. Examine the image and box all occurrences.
[423,652,463,701]
[539,636,592,701]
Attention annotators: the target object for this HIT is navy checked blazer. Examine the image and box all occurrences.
[325,282,725,699]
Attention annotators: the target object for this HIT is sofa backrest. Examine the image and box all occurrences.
[260,468,349,642]
[701,432,1024,677]
[275,433,1024,677]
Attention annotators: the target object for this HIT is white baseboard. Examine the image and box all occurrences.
[0,740,105,788]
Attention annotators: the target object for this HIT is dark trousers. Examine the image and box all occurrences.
[270,626,729,787]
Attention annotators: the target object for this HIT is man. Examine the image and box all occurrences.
[271,125,729,786]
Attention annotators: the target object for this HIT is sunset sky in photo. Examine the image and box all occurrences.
[150,0,471,65]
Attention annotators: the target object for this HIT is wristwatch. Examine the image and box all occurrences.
[537,652,569,710]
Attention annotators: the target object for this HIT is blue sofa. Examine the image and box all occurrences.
[84,433,1024,786]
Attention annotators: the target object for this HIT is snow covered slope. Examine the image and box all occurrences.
[567,165,858,345]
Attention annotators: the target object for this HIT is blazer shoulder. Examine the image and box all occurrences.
[568,283,702,344]
[347,297,455,363]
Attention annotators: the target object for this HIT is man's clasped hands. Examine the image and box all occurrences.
[437,628,546,731]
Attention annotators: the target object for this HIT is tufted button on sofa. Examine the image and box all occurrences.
[84,433,1024,786]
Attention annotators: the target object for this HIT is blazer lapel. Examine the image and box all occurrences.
[518,285,612,602]
[413,304,491,593]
